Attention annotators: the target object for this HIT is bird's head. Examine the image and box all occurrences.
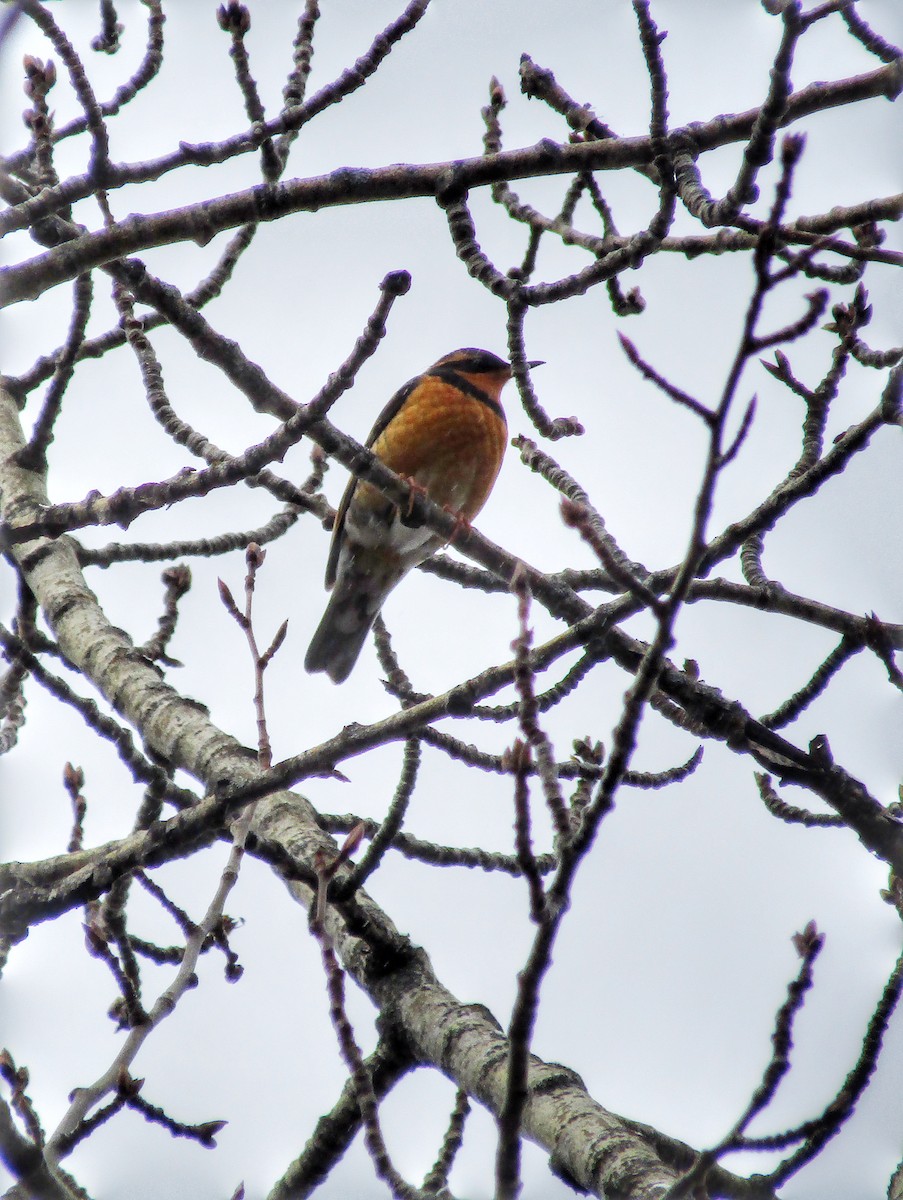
[432,348,543,401]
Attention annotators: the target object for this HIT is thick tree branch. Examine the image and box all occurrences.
[2,58,900,304]
[0,375,769,1197]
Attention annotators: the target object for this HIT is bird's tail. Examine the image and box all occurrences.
[304,556,403,684]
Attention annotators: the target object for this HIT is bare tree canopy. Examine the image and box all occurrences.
[1,2,902,1198]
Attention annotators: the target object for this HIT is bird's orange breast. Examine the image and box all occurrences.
[369,376,508,520]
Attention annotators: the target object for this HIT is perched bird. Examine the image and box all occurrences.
[305,347,535,683]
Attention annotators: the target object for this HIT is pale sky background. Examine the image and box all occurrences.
[2,2,903,1198]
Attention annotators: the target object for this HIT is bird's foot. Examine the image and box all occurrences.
[398,475,430,527]
[444,505,473,543]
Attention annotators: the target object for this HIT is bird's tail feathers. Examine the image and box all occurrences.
[304,599,373,684]
[304,559,402,684]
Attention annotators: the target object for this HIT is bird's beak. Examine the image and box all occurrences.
[527,360,545,369]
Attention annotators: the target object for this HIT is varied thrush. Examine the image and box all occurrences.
[305,347,537,683]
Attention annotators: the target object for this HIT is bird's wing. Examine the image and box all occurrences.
[324,375,419,588]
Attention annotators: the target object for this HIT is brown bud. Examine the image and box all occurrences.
[162,564,192,595]
[64,762,85,792]
[217,3,251,35]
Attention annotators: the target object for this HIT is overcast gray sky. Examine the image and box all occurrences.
[2,2,902,1197]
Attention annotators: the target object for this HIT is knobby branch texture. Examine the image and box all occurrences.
[1,3,902,1199]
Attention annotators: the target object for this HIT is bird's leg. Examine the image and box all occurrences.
[443,505,473,543]
[398,475,430,527]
